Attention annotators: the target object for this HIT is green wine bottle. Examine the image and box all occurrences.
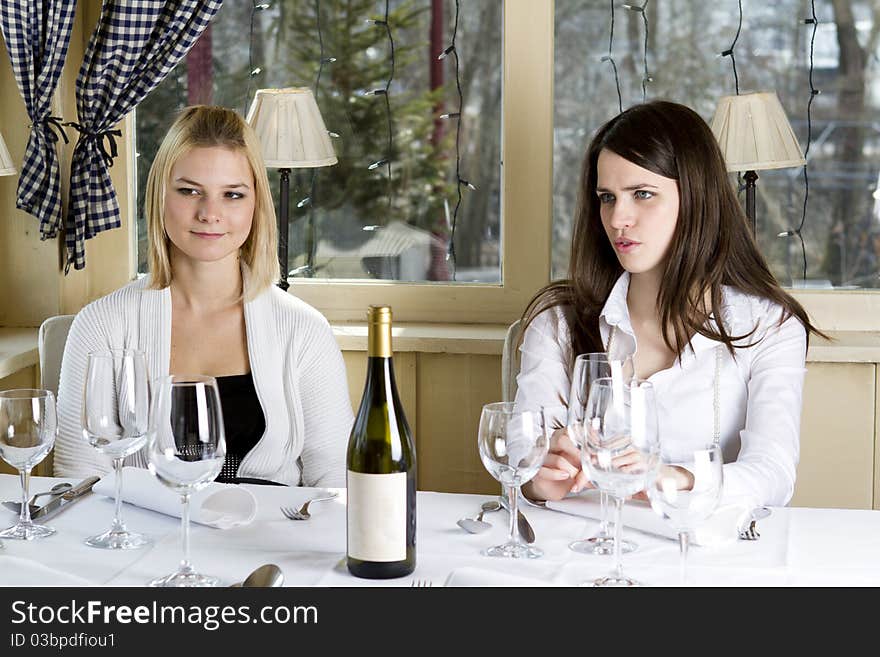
[346,305,416,578]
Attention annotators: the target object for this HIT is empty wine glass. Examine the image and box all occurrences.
[0,389,57,540]
[478,402,551,559]
[147,375,226,587]
[647,443,723,586]
[82,349,152,549]
[582,378,659,586]
[567,352,635,556]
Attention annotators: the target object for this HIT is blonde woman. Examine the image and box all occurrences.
[55,106,352,487]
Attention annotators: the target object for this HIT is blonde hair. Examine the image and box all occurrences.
[144,105,279,298]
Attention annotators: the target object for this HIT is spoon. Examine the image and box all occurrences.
[230,564,284,588]
[457,500,502,533]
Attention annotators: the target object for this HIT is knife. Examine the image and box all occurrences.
[31,476,100,521]
[499,494,536,544]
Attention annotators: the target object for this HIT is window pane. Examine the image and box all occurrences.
[135,0,502,284]
[554,0,880,290]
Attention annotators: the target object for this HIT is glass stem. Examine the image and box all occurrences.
[598,491,609,535]
[18,468,32,524]
[506,485,520,546]
[111,457,126,531]
[612,495,624,579]
[179,493,193,574]
[679,531,690,586]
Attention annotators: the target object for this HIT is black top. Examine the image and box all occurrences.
[215,372,266,483]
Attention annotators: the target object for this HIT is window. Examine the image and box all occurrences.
[554,0,880,290]
[135,0,502,285]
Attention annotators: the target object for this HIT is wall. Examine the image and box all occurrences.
[0,1,133,329]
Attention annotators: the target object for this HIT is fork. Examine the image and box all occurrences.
[411,579,432,587]
[738,519,760,540]
[280,492,339,520]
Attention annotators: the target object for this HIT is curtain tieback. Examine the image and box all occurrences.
[30,115,70,145]
[64,122,123,167]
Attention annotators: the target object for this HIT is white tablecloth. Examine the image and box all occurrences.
[1,474,879,587]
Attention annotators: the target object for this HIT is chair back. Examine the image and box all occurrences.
[38,315,75,397]
[501,318,522,402]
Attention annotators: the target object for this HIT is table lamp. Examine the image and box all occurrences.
[710,91,805,235]
[247,87,337,289]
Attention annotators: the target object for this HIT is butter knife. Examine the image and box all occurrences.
[31,476,100,521]
[499,494,536,544]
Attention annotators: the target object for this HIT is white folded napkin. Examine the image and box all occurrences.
[0,555,92,586]
[546,492,750,547]
[93,467,257,529]
[443,566,551,587]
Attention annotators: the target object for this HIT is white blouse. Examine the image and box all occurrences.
[514,273,808,508]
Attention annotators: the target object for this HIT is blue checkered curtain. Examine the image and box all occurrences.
[65,0,222,272]
[0,1,76,240]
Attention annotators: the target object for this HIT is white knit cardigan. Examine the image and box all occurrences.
[54,270,353,487]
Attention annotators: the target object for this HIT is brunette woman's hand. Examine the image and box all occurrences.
[522,428,594,502]
[628,465,693,502]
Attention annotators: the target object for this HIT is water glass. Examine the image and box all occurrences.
[582,378,659,586]
[567,352,635,556]
[82,349,152,549]
[648,443,723,585]
[147,375,226,587]
[0,389,57,540]
[478,402,551,559]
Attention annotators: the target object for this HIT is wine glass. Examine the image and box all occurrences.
[567,352,635,556]
[147,375,226,587]
[582,378,659,586]
[477,402,551,559]
[647,443,723,586]
[0,389,57,540]
[82,349,152,549]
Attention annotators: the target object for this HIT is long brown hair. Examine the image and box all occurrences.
[522,100,825,366]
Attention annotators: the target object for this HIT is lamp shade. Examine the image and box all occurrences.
[710,91,806,172]
[0,130,16,177]
[246,87,337,169]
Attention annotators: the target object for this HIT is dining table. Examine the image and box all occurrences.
[1,473,879,587]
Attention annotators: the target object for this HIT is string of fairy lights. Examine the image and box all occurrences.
[720,1,744,198]
[623,2,652,102]
[720,0,743,96]
[292,0,335,277]
[777,0,819,283]
[600,0,622,114]
[366,0,396,214]
[245,2,270,117]
[439,0,473,281]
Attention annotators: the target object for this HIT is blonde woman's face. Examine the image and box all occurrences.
[164,146,255,267]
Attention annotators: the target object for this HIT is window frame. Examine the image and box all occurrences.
[122,0,878,331]
[284,0,551,324]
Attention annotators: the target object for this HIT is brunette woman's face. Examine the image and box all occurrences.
[163,146,255,266]
[596,148,679,277]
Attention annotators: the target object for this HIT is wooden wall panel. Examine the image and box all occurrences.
[0,366,52,476]
[792,362,875,509]
[416,353,501,495]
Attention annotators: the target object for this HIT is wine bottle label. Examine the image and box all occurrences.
[347,470,407,561]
